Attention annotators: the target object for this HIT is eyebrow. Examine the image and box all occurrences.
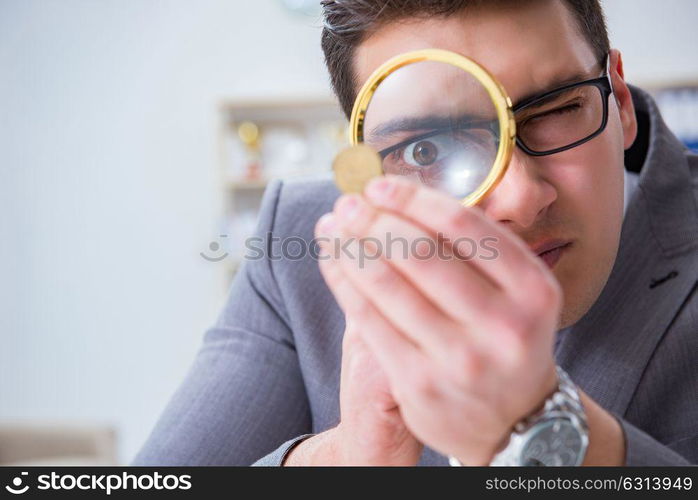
[367,113,493,140]
[513,64,605,109]
[366,64,605,140]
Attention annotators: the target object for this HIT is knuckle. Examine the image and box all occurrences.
[444,207,475,236]
[365,259,399,289]
[493,311,530,343]
[406,368,437,400]
[485,313,532,369]
[449,345,482,383]
[388,175,419,210]
[499,333,528,368]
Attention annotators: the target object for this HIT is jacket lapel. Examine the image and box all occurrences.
[555,86,698,417]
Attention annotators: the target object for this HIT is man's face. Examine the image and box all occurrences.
[354,0,638,329]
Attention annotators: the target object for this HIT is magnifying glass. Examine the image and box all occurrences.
[333,49,516,206]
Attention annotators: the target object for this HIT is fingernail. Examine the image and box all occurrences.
[365,177,396,203]
[336,195,361,222]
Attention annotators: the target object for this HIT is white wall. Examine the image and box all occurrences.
[1,0,696,464]
[602,0,698,85]
[0,0,329,463]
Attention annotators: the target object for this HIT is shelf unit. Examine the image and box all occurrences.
[216,97,347,279]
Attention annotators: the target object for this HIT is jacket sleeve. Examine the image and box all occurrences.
[132,179,312,465]
[251,434,315,466]
[614,415,692,465]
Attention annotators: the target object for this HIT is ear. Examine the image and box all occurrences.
[608,49,637,150]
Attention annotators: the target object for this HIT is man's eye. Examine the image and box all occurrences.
[546,102,582,116]
[524,102,583,123]
[404,139,441,166]
[391,133,462,168]
[384,129,496,175]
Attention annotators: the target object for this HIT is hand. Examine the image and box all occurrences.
[283,261,422,466]
[314,175,562,465]
[336,319,423,465]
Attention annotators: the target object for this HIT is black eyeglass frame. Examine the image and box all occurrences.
[377,55,614,160]
[512,55,614,156]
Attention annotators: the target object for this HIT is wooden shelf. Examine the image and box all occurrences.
[226,179,269,190]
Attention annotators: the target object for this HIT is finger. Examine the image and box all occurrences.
[362,176,551,299]
[322,253,426,389]
[332,194,504,330]
[317,213,425,361]
[337,230,489,368]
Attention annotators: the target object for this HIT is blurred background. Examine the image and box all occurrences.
[1,0,697,465]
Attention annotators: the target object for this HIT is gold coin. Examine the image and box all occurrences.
[332,144,383,194]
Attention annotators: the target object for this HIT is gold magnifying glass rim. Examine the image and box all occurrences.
[349,48,516,206]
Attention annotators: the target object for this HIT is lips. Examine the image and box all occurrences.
[530,239,573,269]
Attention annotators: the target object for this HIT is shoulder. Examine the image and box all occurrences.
[257,173,340,240]
[688,151,698,194]
[277,173,340,222]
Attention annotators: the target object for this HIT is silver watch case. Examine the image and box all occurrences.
[448,366,589,467]
[489,366,589,466]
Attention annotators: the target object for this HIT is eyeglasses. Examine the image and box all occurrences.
[512,55,613,156]
[377,55,614,163]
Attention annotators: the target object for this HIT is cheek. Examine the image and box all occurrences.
[543,117,626,236]
[546,126,625,291]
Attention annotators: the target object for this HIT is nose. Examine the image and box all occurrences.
[478,149,558,229]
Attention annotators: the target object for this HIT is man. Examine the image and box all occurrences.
[134,0,697,466]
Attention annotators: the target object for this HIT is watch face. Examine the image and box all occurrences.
[520,419,584,466]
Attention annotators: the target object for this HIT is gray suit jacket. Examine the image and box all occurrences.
[133,87,697,466]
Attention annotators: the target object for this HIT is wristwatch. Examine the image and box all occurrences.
[449,366,589,466]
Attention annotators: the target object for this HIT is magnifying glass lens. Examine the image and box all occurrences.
[362,60,501,200]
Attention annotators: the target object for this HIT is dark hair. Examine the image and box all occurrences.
[320,0,610,118]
